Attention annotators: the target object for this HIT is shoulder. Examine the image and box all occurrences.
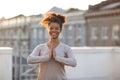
[35,43,46,49]
[60,42,73,54]
[60,42,71,50]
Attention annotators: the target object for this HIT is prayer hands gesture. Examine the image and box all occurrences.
[47,42,57,59]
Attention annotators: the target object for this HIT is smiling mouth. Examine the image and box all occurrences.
[52,33,56,35]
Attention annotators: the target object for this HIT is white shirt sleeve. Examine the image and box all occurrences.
[27,44,50,64]
[55,45,77,67]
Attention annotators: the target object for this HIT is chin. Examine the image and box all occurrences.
[52,37,58,39]
[52,38,57,39]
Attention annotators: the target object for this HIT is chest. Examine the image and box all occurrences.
[40,46,67,57]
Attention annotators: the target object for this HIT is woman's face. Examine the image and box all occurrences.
[47,22,61,39]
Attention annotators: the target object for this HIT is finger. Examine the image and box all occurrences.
[53,50,56,58]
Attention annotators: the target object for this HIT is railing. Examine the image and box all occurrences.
[1,47,120,80]
[0,47,13,80]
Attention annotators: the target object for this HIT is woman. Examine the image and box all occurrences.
[27,12,77,80]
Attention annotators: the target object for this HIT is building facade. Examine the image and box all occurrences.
[0,14,32,80]
[30,7,87,49]
[85,0,120,46]
[0,7,87,80]
[63,11,86,46]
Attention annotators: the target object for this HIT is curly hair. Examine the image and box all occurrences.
[40,12,66,30]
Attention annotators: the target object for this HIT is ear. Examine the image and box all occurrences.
[46,26,49,31]
[60,29,62,32]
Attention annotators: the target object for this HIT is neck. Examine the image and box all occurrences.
[49,38,59,44]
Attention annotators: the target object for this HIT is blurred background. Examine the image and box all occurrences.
[0,0,120,80]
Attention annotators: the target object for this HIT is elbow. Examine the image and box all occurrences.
[72,62,77,67]
[27,56,32,64]
[71,59,77,67]
[67,58,77,67]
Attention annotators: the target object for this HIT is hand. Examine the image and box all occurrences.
[52,48,56,58]
[49,42,56,59]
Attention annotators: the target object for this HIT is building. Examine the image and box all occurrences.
[0,14,31,80]
[85,0,120,46]
[63,10,86,46]
[0,7,87,80]
[30,7,87,48]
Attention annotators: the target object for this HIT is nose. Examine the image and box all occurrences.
[51,28,56,32]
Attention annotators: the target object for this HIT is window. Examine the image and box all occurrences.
[38,29,43,39]
[76,25,82,41]
[91,27,98,40]
[45,29,49,40]
[112,25,119,39]
[67,25,74,46]
[68,25,74,39]
[33,29,37,39]
[68,25,73,31]
[101,26,108,40]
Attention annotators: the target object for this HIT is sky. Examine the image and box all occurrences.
[0,0,106,18]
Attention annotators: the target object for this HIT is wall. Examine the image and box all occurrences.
[0,47,13,80]
[66,47,120,80]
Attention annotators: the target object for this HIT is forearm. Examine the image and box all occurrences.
[55,56,76,67]
[27,55,50,64]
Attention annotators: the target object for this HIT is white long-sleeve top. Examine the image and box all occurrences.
[27,42,77,80]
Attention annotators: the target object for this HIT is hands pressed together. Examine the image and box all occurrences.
[47,42,57,59]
